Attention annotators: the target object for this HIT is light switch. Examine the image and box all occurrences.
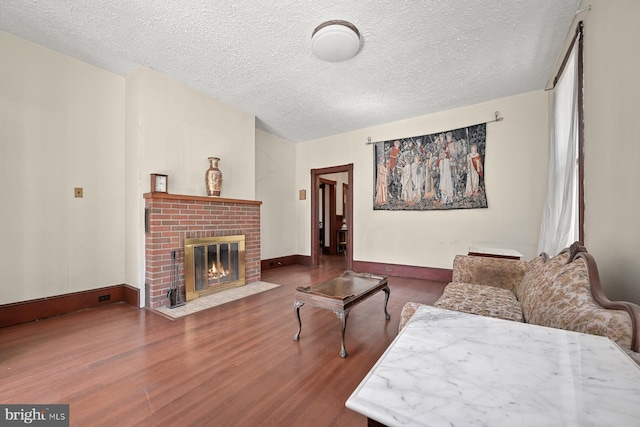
[74,187,83,198]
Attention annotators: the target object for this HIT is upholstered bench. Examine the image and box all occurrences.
[400,243,640,365]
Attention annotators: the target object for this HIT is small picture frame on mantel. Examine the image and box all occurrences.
[150,173,168,193]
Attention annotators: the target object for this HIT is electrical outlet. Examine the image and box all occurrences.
[98,294,110,302]
[74,187,83,198]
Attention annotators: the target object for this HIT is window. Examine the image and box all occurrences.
[538,23,584,255]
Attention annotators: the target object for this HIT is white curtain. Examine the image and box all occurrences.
[538,39,580,256]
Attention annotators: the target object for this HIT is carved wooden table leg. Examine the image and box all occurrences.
[383,285,391,320]
[293,300,304,341]
[334,309,350,358]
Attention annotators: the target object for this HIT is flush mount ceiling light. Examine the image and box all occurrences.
[311,20,360,62]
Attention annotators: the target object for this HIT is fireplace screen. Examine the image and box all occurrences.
[184,235,246,301]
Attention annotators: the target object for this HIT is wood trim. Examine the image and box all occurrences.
[348,165,353,267]
[319,178,337,255]
[577,22,585,243]
[123,284,140,307]
[468,252,521,260]
[311,164,353,269]
[261,255,298,271]
[0,285,140,328]
[311,174,320,265]
[329,183,337,255]
[352,260,452,283]
[143,192,262,205]
[262,255,451,282]
[566,242,640,353]
[342,183,348,217]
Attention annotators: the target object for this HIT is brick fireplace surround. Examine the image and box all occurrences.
[144,193,261,309]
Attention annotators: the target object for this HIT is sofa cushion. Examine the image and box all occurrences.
[434,282,523,322]
[516,251,570,322]
[452,255,526,293]
[524,257,634,350]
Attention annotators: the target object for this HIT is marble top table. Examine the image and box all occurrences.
[346,305,640,426]
[468,246,523,259]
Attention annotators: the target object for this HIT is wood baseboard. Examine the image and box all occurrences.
[260,255,298,271]
[0,284,140,328]
[352,260,452,282]
[261,255,451,282]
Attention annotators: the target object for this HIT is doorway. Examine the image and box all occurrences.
[311,164,353,269]
[319,178,337,255]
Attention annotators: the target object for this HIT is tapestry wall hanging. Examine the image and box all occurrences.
[374,123,487,211]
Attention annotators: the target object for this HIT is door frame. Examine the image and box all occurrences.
[311,164,353,268]
[319,178,337,254]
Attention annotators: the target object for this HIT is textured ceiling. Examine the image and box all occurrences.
[0,1,581,142]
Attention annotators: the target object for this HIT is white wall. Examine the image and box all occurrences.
[255,129,296,259]
[124,69,145,300]
[0,31,126,304]
[296,91,549,268]
[128,67,256,200]
[125,67,256,306]
[580,0,640,304]
[0,32,257,306]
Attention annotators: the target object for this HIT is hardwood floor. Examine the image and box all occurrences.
[0,256,446,426]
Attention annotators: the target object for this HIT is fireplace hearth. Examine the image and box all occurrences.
[184,235,246,301]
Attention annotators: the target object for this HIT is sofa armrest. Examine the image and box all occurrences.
[520,243,640,354]
[574,249,640,353]
[398,302,426,333]
[452,255,528,293]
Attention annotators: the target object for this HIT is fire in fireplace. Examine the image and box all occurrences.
[184,235,246,301]
[208,262,229,280]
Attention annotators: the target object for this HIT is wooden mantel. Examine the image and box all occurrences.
[143,192,262,205]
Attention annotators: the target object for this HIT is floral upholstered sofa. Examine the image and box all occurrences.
[399,242,640,364]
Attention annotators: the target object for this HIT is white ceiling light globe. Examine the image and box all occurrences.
[311,20,361,62]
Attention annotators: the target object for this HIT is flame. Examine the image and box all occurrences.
[208,262,230,281]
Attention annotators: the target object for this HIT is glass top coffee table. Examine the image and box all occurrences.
[293,270,390,358]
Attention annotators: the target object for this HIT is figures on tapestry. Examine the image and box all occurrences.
[465,144,483,196]
[373,123,488,211]
[375,157,389,205]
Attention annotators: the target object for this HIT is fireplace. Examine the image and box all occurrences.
[144,192,261,309]
[184,235,246,301]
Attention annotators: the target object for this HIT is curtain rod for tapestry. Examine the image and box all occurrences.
[545,6,590,91]
[365,111,503,145]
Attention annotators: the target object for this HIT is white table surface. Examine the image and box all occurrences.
[346,305,640,426]
[468,246,524,258]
